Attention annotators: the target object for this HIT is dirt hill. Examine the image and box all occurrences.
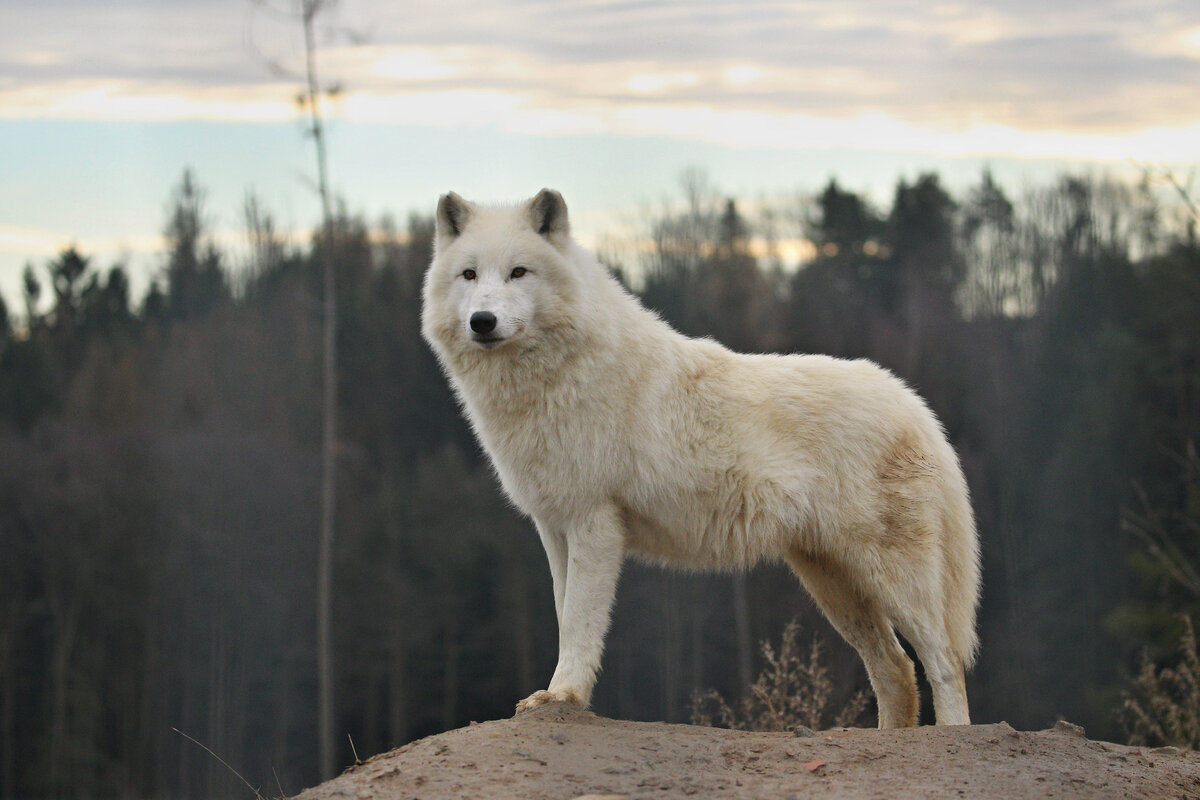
[292,702,1200,799]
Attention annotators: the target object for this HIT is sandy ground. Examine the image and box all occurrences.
[292,703,1200,800]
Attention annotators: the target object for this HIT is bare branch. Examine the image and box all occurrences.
[172,728,267,800]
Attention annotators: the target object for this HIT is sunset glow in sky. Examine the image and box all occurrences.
[3,0,1199,304]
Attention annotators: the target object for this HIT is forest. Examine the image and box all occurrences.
[0,165,1198,798]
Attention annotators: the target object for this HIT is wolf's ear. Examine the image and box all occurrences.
[527,189,569,243]
[436,192,472,247]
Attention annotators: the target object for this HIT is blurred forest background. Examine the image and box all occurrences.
[1,164,1198,798]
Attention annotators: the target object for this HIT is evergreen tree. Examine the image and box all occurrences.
[22,264,41,326]
[787,181,890,357]
[889,172,962,291]
[809,178,885,257]
[164,170,229,320]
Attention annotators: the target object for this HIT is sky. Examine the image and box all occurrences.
[2,0,1199,307]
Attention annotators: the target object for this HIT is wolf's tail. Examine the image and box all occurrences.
[941,465,981,670]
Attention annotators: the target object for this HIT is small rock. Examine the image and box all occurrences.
[988,722,1019,739]
[791,725,816,738]
[1152,746,1183,756]
[1051,720,1086,738]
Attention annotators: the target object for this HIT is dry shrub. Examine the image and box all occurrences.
[1121,615,1200,749]
[690,619,872,732]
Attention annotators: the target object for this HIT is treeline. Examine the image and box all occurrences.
[0,167,1197,797]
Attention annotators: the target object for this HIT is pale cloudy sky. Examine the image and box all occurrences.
[2,0,1199,304]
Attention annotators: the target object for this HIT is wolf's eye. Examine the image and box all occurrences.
[510,267,527,279]
[461,269,476,281]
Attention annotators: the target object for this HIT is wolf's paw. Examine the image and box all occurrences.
[515,688,584,713]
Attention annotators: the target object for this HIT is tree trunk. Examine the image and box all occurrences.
[441,616,460,732]
[47,603,79,799]
[0,609,17,796]
[661,576,680,721]
[387,642,408,747]
[506,532,535,694]
[732,573,753,697]
[300,0,339,780]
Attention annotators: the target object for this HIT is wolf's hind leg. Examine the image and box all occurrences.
[786,550,918,728]
[890,615,970,725]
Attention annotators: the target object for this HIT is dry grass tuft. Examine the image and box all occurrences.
[690,619,872,732]
[1121,615,1200,749]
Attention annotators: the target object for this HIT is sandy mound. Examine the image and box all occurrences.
[293,703,1200,799]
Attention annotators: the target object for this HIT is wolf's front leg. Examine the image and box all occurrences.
[517,505,624,712]
[534,519,568,628]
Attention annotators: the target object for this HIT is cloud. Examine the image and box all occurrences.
[0,223,74,257]
[2,0,1199,160]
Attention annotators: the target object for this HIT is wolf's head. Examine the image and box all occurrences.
[421,189,581,358]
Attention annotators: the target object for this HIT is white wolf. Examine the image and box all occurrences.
[421,189,980,727]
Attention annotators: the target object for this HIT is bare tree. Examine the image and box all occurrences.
[299,0,340,780]
[253,0,342,778]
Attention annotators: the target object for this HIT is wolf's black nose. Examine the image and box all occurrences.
[470,311,497,334]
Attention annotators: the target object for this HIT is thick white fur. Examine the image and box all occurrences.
[421,190,981,727]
